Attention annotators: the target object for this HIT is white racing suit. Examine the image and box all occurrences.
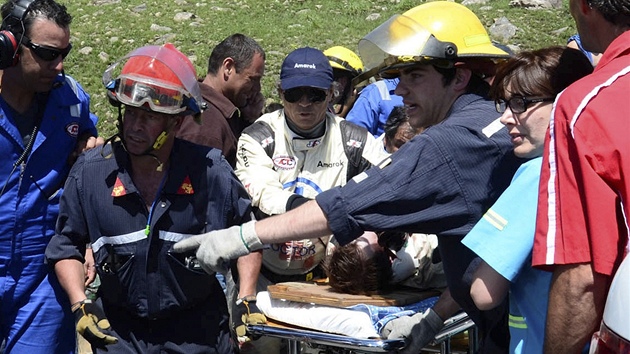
[236,109,388,275]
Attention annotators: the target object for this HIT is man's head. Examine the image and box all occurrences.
[569,0,630,53]
[0,0,72,92]
[326,230,419,295]
[325,232,393,295]
[278,47,334,132]
[383,106,421,153]
[104,44,202,162]
[206,33,265,109]
[358,1,509,128]
[323,46,364,107]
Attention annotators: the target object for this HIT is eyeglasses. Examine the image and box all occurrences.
[116,74,188,115]
[495,96,555,114]
[283,87,328,104]
[22,36,72,62]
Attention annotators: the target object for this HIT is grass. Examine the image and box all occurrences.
[62,0,577,137]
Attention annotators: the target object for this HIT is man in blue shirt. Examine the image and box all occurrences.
[346,78,403,137]
[0,0,101,352]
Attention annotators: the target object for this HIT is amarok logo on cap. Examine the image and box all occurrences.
[294,63,316,69]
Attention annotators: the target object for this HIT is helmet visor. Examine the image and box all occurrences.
[116,74,188,114]
[358,14,457,73]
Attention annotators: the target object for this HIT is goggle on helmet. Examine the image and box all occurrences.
[103,44,205,119]
[114,74,191,115]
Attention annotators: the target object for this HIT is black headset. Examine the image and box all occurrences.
[0,0,35,69]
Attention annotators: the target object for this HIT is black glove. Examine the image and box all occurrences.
[382,308,444,353]
[73,299,118,348]
[233,295,267,342]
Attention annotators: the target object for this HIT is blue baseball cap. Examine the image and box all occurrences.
[280,47,333,91]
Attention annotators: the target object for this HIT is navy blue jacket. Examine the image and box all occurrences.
[46,139,252,319]
[317,92,521,243]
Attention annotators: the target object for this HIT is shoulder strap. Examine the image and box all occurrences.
[339,120,372,181]
[242,120,275,158]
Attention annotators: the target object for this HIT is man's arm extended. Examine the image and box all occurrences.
[173,200,333,273]
[255,199,332,244]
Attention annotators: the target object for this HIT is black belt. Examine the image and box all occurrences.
[260,264,325,283]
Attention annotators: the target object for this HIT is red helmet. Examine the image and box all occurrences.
[104,43,204,117]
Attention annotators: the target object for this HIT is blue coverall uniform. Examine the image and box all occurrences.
[346,78,404,137]
[46,139,251,353]
[0,74,97,354]
[316,92,523,353]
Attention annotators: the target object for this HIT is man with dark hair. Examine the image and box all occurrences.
[46,43,247,353]
[176,33,265,167]
[532,0,630,352]
[0,0,101,352]
[175,2,522,352]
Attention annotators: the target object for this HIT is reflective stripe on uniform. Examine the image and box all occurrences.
[92,230,195,252]
[92,230,146,252]
[481,117,504,138]
[508,314,527,329]
[64,75,82,118]
[158,230,195,243]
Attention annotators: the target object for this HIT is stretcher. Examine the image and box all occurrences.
[247,311,478,354]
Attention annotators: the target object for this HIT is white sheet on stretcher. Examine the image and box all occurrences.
[256,291,438,339]
[256,291,379,338]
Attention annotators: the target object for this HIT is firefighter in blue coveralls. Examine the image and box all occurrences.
[0,0,101,352]
[45,43,249,353]
[174,2,524,353]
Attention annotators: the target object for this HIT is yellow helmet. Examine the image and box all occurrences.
[358,1,508,76]
[402,2,508,58]
[323,46,364,77]
[358,11,457,74]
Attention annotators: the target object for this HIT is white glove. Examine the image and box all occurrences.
[381,308,444,353]
[172,221,263,274]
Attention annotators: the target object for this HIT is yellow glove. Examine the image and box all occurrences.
[234,295,267,341]
[73,299,118,348]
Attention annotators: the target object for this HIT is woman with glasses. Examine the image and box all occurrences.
[461,46,593,353]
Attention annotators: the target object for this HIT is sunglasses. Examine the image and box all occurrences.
[495,95,555,114]
[283,87,328,104]
[22,36,72,62]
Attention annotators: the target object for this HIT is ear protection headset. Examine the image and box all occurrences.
[0,0,35,69]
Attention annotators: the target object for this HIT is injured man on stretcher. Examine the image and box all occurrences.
[252,231,463,352]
